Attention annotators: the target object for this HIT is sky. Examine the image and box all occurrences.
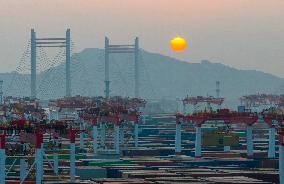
[0,0,283,77]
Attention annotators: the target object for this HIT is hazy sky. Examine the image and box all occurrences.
[0,0,283,77]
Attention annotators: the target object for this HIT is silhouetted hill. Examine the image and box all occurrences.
[1,48,283,109]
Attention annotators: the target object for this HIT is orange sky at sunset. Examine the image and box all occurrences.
[0,0,283,76]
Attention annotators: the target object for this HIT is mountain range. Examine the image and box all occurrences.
[1,48,283,110]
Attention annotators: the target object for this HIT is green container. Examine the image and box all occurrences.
[237,132,246,137]
[46,154,86,160]
[88,160,132,166]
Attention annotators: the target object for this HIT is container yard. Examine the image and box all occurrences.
[0,49,284,184]
[0,91,283,183]
[0,2,283,183]
[0,33,283,183]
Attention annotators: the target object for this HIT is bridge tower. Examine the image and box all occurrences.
[30,29,71,99]
[104,37,140,98]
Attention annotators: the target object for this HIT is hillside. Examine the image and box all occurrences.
[1,48,284,109]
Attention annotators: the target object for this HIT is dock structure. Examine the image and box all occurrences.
[0,97,283,183]
[0,96,146,183]
[1,29,283,183]
[1,50,283,183]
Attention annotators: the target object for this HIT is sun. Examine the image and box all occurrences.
[170,36,187,52]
